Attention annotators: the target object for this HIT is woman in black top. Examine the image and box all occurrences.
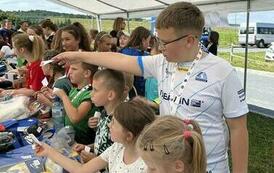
[207,31,219,55]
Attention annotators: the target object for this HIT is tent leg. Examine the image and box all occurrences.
[96,15,102,32]
[244,0,250,94]
[127,13,130,33]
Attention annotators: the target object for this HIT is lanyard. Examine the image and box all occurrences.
[71,84,90,103]
[169,48,203,115]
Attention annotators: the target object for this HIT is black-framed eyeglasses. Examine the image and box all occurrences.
[158,34,190,48]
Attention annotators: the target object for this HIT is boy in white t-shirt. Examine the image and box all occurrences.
[54,2,249,173]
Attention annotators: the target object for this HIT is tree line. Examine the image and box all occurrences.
[0,9,91,28]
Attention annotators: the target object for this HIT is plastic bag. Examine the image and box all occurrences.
[45,126,78,173]
[0,95,30,122]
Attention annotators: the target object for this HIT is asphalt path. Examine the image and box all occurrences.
[219,47,267,53]
[235,67,274,117]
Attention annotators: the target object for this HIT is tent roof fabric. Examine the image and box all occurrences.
[48,0,274,18]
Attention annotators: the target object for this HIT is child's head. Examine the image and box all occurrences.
[89,29,99,41]
[155,2,205,62]
[12,33,45,61]
[109,99,155,144]
[42,50,63,76]
[51,29,63,52]
[126,26,151,51]
[94,31,112,52]
[149,36,162,55]
[40,19,57,36]
[137,116,206,173]
[68,62,98,85]
[91,69,125,107]
[27,25,45,40]
[61,22,91,51]
[117,31,130,49]
[156,2,204,37]
[113,17,126,31]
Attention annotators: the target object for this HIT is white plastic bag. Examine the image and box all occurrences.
[0,96,30,122]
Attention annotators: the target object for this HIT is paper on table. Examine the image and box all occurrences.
[40,60,54,66]
[94,111,101,118]
[28,134,42,145]
[84,146,91,153]
[41,77,49,87]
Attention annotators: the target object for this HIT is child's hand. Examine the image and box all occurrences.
[53,88,66,99]
[80,150,96,163]
[34,142,53,157]
[41,87,54,99]
[88,117,99,128]
[37,93,50,105]
[73,143,85,153]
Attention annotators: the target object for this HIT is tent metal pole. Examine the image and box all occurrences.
[244,0,250,94]
[127,13,130,33]
[96,15,102,32]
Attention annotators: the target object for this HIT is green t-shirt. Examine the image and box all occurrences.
[65,87,99,145]
[53,76,72,95]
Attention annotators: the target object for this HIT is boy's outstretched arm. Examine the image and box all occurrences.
[226,115,249,173]
[54,51,143,76]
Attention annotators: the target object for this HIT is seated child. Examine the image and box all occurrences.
[53,62,99,145]
[137,116,207,173]
[35,99,155,173]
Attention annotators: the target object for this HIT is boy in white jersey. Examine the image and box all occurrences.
[53,2,249,173]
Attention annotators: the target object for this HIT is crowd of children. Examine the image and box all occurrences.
[0,1,249,173]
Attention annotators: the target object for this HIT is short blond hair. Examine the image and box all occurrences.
[93,69,125,100]
[137,116,207,173]
[156,2,205,36]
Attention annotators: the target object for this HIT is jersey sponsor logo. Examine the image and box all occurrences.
[160,90,203,107]
[190,99,202,107]
[195,72,208,82]
[237,89,246,102]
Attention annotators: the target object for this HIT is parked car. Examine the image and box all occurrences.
[265,42,274,61]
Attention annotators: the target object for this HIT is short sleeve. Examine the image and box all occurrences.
[222,70,249,118]
[53,78,72,95]
[30,65,45,91]
[99,143,114,162]
[141,54,164,80]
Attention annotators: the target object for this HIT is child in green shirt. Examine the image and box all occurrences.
[53,62,99,145]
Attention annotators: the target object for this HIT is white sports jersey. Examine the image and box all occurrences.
[140,53,249,173]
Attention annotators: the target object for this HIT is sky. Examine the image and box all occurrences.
[1,0,274,25]
[0,0,84,14]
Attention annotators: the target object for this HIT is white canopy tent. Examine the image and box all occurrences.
[48,0,274,19]
[47,0,274,114]
[47,0,274,32]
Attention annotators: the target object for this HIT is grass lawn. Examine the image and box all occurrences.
[246,113,274,172]
[213,27,239,48]
[219,51,274,72]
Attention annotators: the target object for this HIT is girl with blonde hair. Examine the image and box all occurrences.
[137,116,207,173]
[5,33,45,96]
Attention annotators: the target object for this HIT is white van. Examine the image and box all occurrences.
[238,22,274,48]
